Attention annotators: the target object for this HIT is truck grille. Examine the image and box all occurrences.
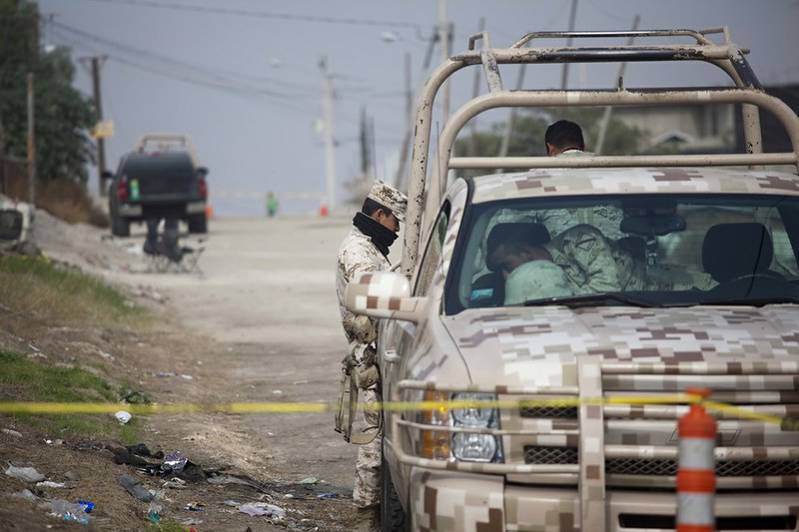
[519,405,578,419]
[523,447,799,477]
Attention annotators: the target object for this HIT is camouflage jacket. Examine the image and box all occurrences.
[336,226,390,352]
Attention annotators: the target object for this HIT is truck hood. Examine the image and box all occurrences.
[441,305,799,388]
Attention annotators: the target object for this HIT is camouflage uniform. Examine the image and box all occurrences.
[505,260,575,304]
[335,181,407,509]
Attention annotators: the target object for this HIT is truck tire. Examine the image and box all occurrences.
[188,214,208,234]
[381,455,408,532]
[109,203,130,237]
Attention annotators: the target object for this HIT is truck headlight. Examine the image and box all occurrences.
[451,393,502,463]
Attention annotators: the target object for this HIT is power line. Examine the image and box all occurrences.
[78,0,422,29]
[50,20,319,96]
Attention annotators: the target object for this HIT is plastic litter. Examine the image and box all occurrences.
[119,474,154,502]
[2,428,22,438]
[12,489,38,502]
[299,477,318,485]
[184,501,205,512]
[223,499,241,507]
[77,500,95,513]
[4,464,45,482]
[147,501,163,523]
[114,410,132,424]
[50,499,91,525]
[237,502,286,519]
[179,517,203,526]
[163,450,188,473]
[162,477,187,489]
[317,492,338,499]
[36,481,66,488]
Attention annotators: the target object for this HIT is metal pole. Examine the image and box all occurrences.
[560,0,579,90]
[320,56,336,211]
[438,0,451,124]
[595,15,640,155]
[90,56,108,196]
[26,73,36,210]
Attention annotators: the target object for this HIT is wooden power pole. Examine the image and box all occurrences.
[26,72,36,209]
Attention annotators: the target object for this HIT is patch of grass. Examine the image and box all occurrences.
[0,351,140,442]
[0,255,144,323]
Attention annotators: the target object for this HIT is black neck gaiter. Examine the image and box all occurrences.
[353,212,397,258]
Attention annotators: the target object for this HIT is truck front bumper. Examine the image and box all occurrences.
[410,469,799,532]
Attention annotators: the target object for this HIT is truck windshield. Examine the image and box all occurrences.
[448,194,799,312]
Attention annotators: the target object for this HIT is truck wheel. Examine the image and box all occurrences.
[110,213,130,237]
[188,214,208,234]
[380,455,408,532]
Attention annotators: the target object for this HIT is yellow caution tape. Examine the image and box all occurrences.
[0,394,796,430]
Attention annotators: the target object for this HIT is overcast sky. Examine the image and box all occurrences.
[38,0,799,216]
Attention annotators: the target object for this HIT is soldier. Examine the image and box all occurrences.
[335,181,407,528]
[545,119,588,157]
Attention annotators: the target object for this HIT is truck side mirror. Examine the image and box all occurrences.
[196,166,209,177]
[344,271,428,323]
[0,209,24,241]
[101,170,114,180]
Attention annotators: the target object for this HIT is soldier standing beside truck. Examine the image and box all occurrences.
[335,181,407,527]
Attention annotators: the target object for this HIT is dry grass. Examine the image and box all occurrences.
[0,255,144,326]
[36,179,109,228]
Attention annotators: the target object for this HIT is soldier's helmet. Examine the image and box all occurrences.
[367,181,408,223]
[504,260,575,305]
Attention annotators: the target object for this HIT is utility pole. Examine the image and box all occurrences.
[595,15,641,154]
[468,17,486,156]
[438,0,452,124]
[81,55,109,195]
[560,0,579,90]
[319,56,336,212]
[496,64,527,167]
[393,52,412,188]
[27,73,36,210]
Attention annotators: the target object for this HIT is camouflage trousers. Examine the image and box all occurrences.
[353,388,382,508]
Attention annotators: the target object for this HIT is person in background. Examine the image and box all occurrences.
[266,191,279,218]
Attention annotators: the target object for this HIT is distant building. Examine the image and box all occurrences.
[609,83,799,154]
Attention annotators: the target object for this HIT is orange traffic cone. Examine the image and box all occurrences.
[677,388,716,532]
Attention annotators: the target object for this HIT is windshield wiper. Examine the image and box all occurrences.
[523,292,660,308]
[699,296,799,307]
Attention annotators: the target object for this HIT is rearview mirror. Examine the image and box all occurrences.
[344,272,428,323]
[621,214,686,237]
[0,209,23,241]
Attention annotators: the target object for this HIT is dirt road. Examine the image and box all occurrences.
[118,215,362,529]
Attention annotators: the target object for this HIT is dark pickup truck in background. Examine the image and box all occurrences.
[108,134,208,237]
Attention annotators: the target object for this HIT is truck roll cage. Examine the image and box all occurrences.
[401,27,799,275]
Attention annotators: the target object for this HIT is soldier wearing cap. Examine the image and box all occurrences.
[335,181,407,524]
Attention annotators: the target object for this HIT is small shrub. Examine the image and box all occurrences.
[35,179,109,228]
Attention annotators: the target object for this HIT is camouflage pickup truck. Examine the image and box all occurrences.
[346,29,799,531]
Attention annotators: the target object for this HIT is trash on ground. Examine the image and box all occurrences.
[237,502,286,519]
[2,428,22,438]
[77,500,95,513]
[184,501,205,512]
[223,499,241,507]
[316,492,338,499]
[45,439,63,446]
[283,493,294,499]
[12,489,38,502]
[272,390,283,396]
[147,501,163,523]
[179,517,203,526]
[114,410,132,424]
[156,371,176,378]
[119,474,154,502]
[163,450,188,473]
[5,464,45,483]
[180,374,193,380]
[299,477,318,485]
[50,499,91,525]
[162,477,187,489]
[36,481,66,488]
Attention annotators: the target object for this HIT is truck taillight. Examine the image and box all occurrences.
[117,180,128,202]
[198,178,208,199]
